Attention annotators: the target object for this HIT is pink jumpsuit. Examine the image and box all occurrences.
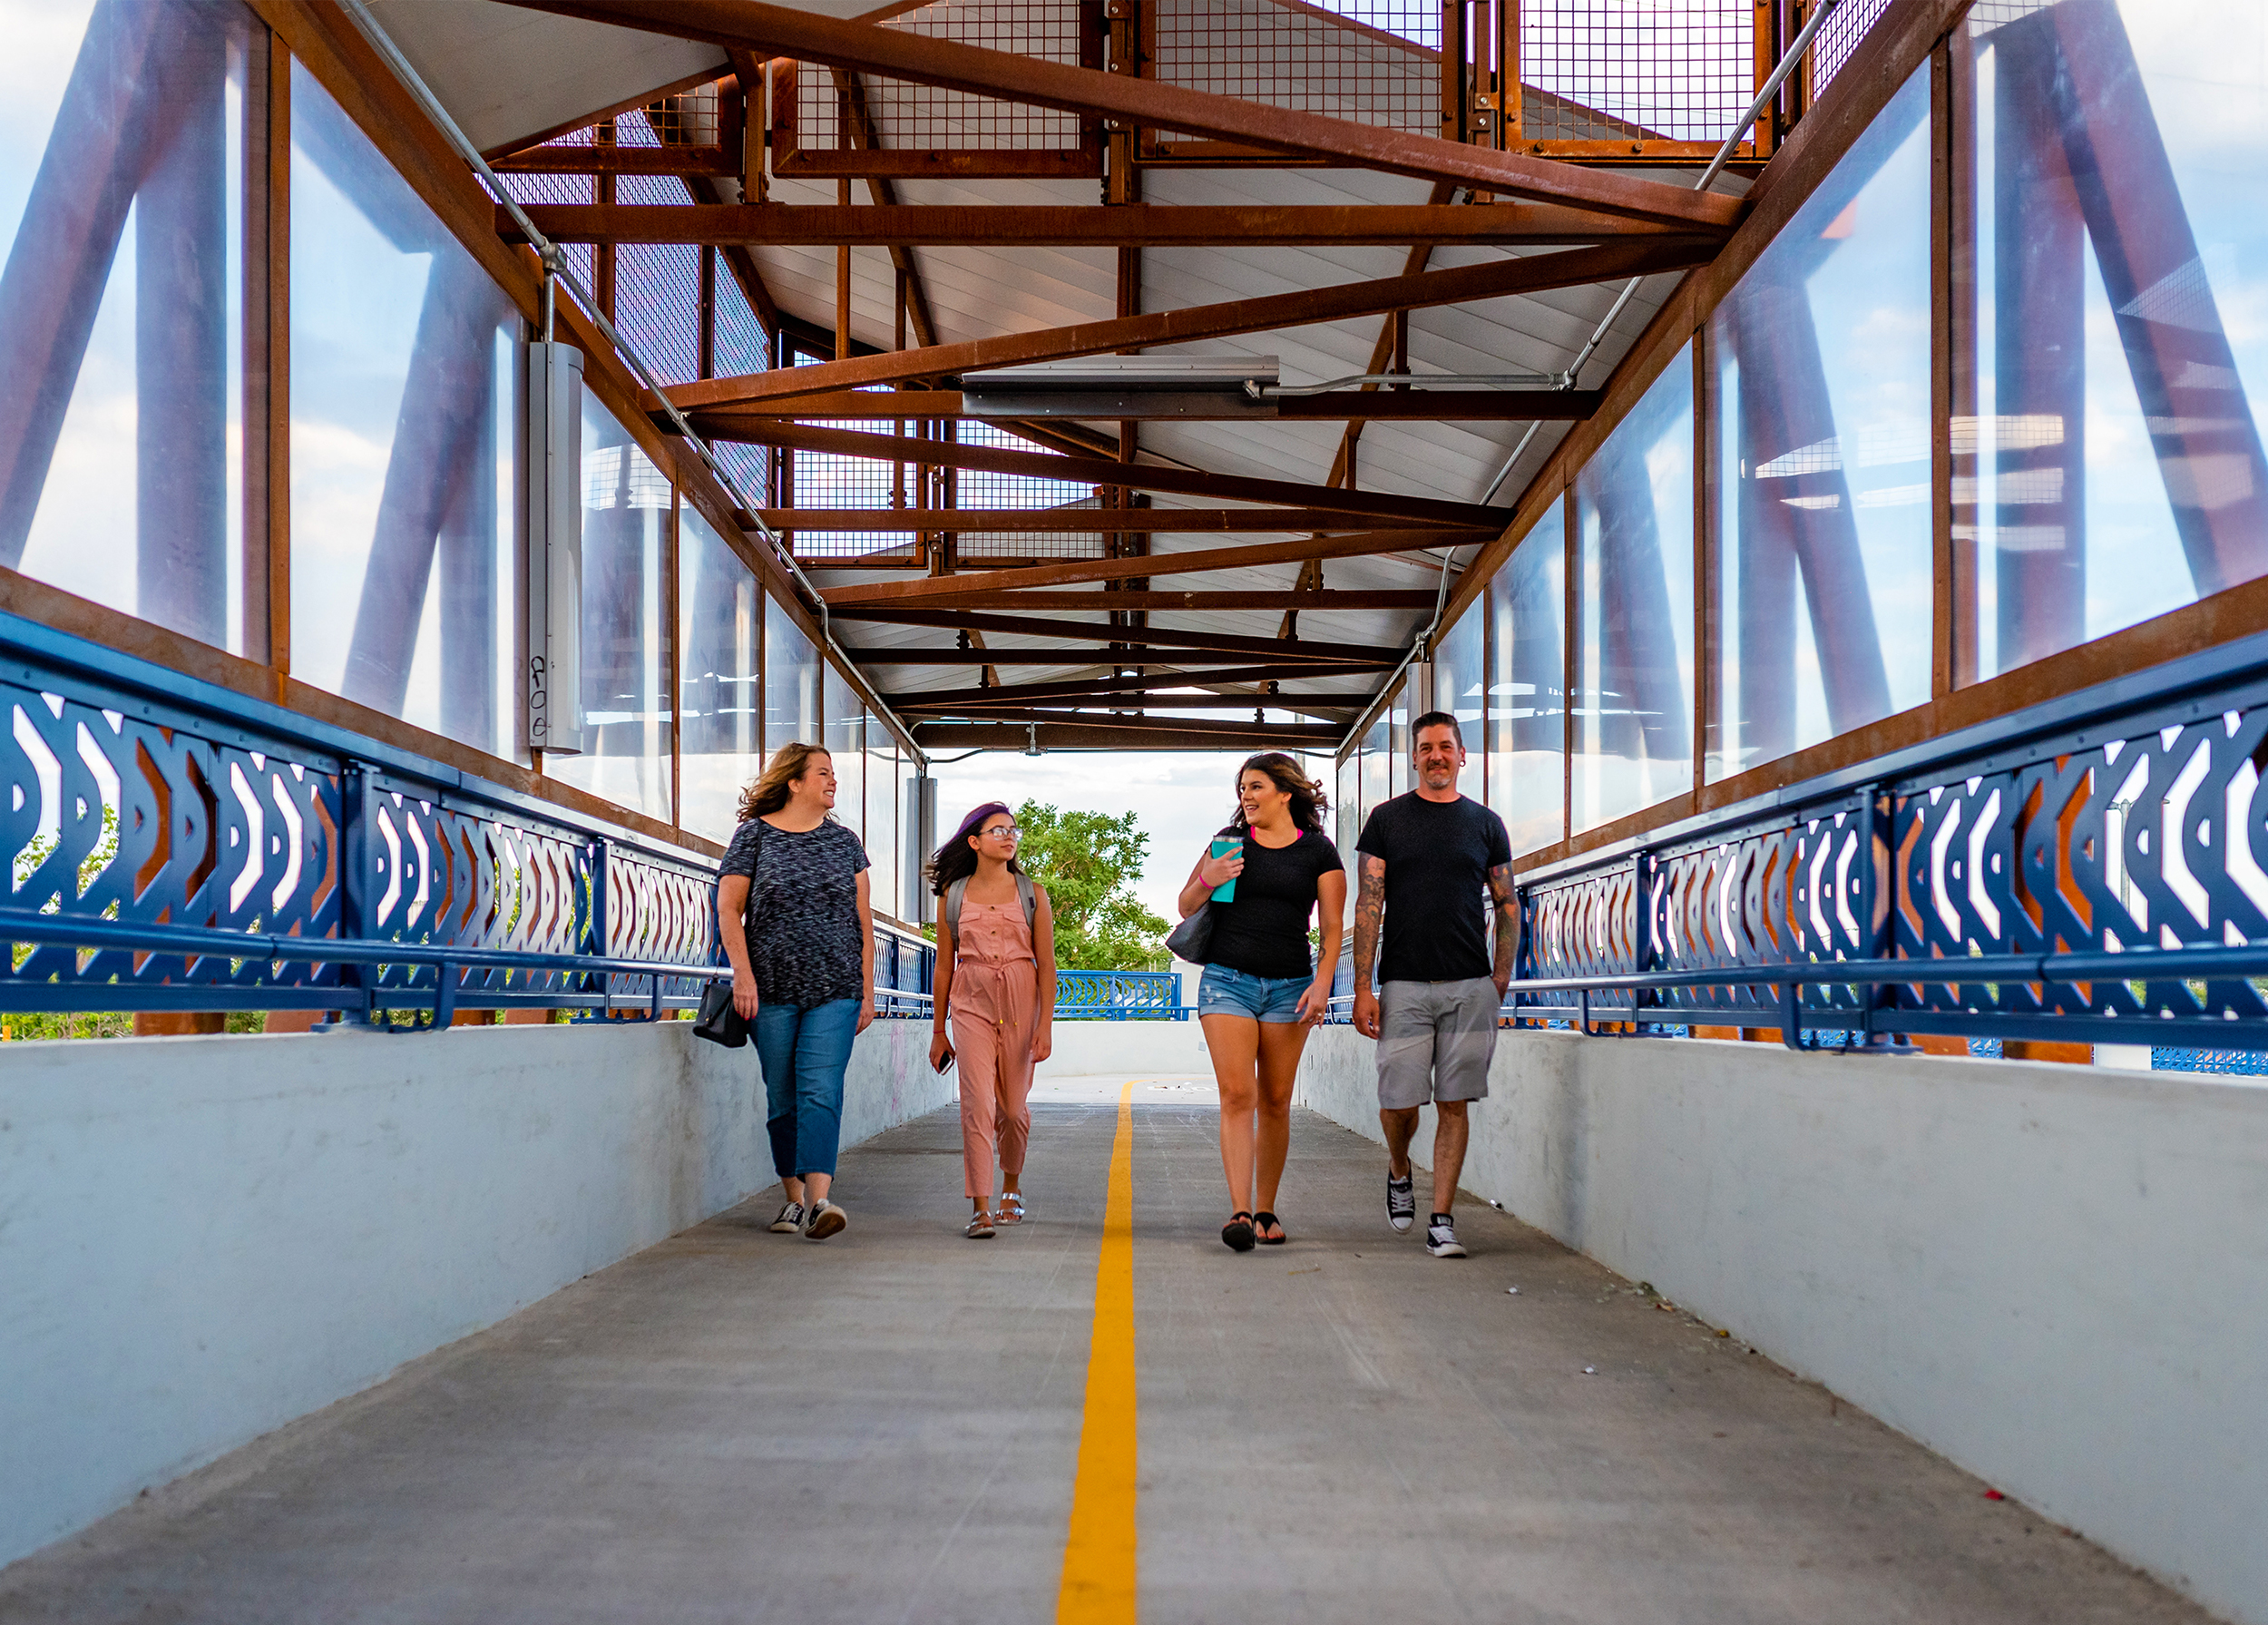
[950,901,1040,1201]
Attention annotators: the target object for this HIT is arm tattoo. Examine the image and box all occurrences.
[1352,856,1386,989]
[1488,860,1519,982]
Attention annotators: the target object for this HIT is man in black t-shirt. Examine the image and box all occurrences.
[1353,711,1515,1259]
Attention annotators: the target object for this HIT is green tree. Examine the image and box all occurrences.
[1012,799,1169,971]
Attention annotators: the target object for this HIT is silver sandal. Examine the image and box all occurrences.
[965,1210,996,1239]
[997,1192,1026,1224]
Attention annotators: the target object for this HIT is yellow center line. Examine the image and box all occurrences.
[1057,1081,1138,1623]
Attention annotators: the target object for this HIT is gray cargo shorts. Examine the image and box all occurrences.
[1375,977,1500,1110]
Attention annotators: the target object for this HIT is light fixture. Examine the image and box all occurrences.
[963,355,1279,419]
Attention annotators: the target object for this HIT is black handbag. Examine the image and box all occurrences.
[693,979,748,1048]
[696,817,758,1048]
[1164,904,1213,964]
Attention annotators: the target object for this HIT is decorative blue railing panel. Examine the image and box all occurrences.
[1512,630,2268,1050]
[1054,968,1184,1021]
[0,612,933,1020]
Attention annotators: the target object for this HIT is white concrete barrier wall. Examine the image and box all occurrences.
[0,1017,953,1571]
[1295,1027,2268,1625]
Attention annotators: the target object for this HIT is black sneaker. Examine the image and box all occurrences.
[1386,1171,1416,1233]
[769,1201,805,1234]
[1425,1214,1467,1258]
[805,1199,847,1240]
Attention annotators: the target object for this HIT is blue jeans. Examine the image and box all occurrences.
[754,998,860,1180]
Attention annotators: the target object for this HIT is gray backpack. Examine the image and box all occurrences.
[943,871,1038,942]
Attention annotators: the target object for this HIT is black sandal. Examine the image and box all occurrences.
[1254,1211,1286,1246]
[1221,1211,1256,1252]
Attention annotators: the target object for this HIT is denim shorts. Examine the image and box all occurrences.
[1198,963,1311,1023]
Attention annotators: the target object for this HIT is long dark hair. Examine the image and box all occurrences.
[1229,752,1328,836]
[926,801,1025,896]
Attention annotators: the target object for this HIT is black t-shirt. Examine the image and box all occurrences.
[1354,793,1511,983]
[1205,826,1344,980]
[719,817,870,1007]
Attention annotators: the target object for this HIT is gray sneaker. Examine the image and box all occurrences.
[805,1199,847,1240]
[769,1201,805,1234]
[1386,1171,1416,1233]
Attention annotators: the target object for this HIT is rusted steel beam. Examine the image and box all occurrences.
[911,720,1341,750]
[823,530,1475,605]
[896,706,1342,741]
[833,606,1395,661]
[488,144,735,175]
[703,423,1505,528]
[885,663,1391,706]
[492,0,1744,230]
[716,388,1600,421]
[669,238,1710,408]
[892,690,1372,712]
[848,645,1392,666]
[863,589,1441,612]
[500,201,1714,247]
[759,508,1466,533]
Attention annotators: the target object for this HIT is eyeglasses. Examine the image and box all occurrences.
[980,824,1022,839]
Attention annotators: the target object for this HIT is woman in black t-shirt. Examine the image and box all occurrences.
[1175,753,1346,1251]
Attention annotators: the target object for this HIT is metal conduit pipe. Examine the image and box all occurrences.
[336,0,925,769]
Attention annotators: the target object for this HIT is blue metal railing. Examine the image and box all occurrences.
[0,611,936,1024]
[1053,968,1184,1021]
[1500,621,2268,1053]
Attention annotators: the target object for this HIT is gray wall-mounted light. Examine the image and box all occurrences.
[523,341,584,756]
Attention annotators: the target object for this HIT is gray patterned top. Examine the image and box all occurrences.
[719,817,871,1008]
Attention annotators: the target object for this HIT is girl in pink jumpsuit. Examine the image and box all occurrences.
[929,804,1056,1238]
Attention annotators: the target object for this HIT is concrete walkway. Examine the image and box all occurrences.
[0,1076,2213,1623]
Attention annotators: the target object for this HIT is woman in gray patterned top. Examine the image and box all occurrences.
[718,741,875,1241]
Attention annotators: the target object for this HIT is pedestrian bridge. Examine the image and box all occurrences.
[9,0,2268,1618]
[2,1012,2260,1623]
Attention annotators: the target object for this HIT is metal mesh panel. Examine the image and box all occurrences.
[613,175,700,387]
[1520,2,1753,143]
[1151,0,1437,134]
[796,0,1086,154]
[491,172,590,205]
[714,442,772,510]
[631,85,724,147]
[713,265,767,380]
[954,425,1106,561]
[777,405,1105,562]
[711,270,770,503]
[1809,0,1894,93]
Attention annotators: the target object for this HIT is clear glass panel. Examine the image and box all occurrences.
[1434,599,1485,775]
[1336,752,1361,855]
[4,0,249,654]
[1956,1,2268,679]
[823,665,864,843]
[764,596,819,756]
[1387,680,1410,796]
[288,61,522,754]
[865,714,899,923]
[1709,66,1932,779]
[547,390,671,820]
[1361,712,1390,817]
[677,501,759,844]
[1488,505,1568,857]
[1574,345,1695,834]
